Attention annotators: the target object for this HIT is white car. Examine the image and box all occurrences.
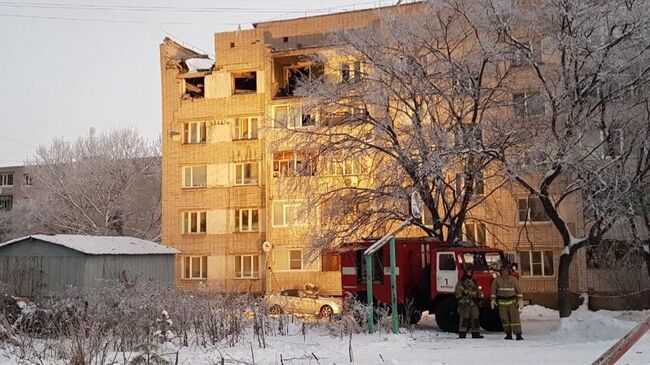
[266,289,343,318]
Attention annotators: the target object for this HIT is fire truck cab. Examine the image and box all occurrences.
[340,237,508,332]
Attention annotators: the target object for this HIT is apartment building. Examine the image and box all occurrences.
[0,165,29,241]
[159,2,590,303]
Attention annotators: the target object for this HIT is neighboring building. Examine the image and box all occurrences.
[0,234,177,296]
[0,165,29,212]
[159,3,593,303]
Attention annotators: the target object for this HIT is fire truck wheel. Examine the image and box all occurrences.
[434,297,459,333]
[479,308,503,332]
[269,305,283,316]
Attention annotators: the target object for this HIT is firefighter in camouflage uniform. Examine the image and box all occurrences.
[491,265,524,340]
[454,269,484,339]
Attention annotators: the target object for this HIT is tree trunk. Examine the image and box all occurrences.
[557,252,573,318]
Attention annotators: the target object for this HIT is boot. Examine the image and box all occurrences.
[471,332,484,339]
[516,334,524,341]
[504,333,513,340]
[459,332,467,339]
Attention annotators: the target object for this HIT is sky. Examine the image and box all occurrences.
[0,0,400,167]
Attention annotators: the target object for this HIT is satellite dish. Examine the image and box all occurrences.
[410,191,423,220]
[262,241,273,252]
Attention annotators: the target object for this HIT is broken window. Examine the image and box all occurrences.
[284,64,324,97]
[341,61,362,83]
[233,71,257,94]
[184,77,205,98]
[273,151,317,177]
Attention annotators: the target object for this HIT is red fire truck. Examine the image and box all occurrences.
[339,237,509,332]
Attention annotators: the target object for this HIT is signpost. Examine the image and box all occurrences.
[365,192,422,334]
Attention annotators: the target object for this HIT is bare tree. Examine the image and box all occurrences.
[485,0,650,316]
[274,0,521,251]
[24,128,161,240]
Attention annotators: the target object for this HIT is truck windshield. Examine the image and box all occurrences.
[463,252,502,271]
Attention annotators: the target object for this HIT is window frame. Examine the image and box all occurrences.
[182,211,207,234]
[183,256,208,280]
[233,116,259,140]
[518,250,554,277]
[274,248,321,272]
[272,200,306,227]
[182,165,207,188]
[235,208,259,233]
[183,121,207,144]
[235,255,260,279]
[272,151,317,178]
[232,71,258,95]
[0,195,13,210]
[272,105,318,129]
[234,162,259,186]
[0,173,14,187]
[513,92,545,118]
[463,222,487,245]
[517,197,551,223]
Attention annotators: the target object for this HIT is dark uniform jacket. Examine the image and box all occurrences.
[455,277,483,306]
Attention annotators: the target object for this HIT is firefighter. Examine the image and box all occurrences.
[454,269,484,339]
[491,265,524,340]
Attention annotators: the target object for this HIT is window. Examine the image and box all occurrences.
[272,201,306,227]
[518,197,550,223]
[235,255,260,278]
[454,172,484,196]
[23,174,32,186]
[356,250,384,284]
[275,249,320,271]
[341,61,362,83]
[341,64,350,82]
[234,163,259,185]
[182,211,207,234]
[463,222,487,245]
[0,173,13,187]
[0,195,12,210]
[233,71,257,94]
[183,256,208,279]
[273,151,317,177]
[438,253,456,271]
[512,39,542,66]
[519,250,554,277]
[322,252,340,272]
[285,66,309,96]
[183,121,207,144]
[234,117,258,140]
[184,77,205,98]
[272,105,317,128]
[235,209,259,232]
[603,128,623,158]
[513,92,545,118]
[182,166,207,188]
[322,160,363,176]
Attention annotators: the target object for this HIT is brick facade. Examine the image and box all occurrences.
[159,3,589,299]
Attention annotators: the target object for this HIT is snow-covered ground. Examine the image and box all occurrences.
[1,305,648,364]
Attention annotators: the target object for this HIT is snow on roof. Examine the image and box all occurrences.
[184,58,214,72]
[0,235,177,255]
